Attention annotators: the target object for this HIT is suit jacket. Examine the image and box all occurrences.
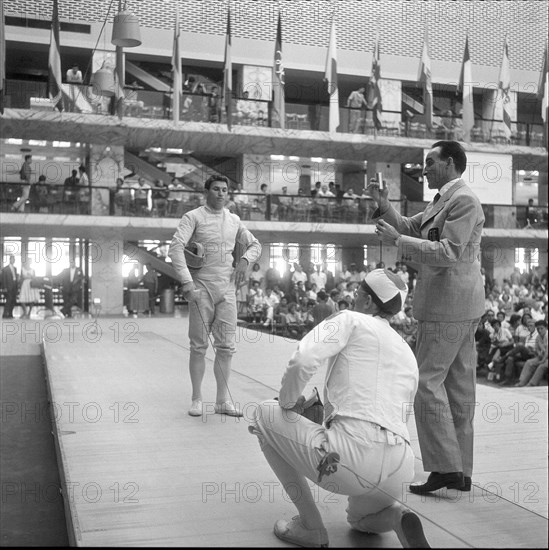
[376,180,485,322]
[1,265,18,291]
[58,267,84,292]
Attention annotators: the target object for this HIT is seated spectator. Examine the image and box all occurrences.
[514,313,533,342]
[249,262,264,288]
[262,287,280,328]
[247,280,265,324]
[496,318,538,385]
[327,288,341,313]
[337,299,350,311]
[475,318,492,375]
[485,292,500,313]
[516,321,548,386]
[306,282,318,302]
[483,309,496,335]
[284,302,306,338]
[302,299,316,332]
[487,319,514,366]
[274,296,290,328]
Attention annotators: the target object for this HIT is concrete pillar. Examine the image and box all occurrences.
[89,144,124,215]
[89,232,124,315]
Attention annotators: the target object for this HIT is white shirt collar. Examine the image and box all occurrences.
[438,177,461,197]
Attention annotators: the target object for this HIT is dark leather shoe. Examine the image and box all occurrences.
[462,476,472,492]
[409,472,464,494]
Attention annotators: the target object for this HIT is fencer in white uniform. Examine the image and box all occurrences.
[249,269,430,548]
[169,175,261,417]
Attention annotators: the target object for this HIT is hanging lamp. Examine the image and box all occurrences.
[92,63,116,97]
[111,6,142,48]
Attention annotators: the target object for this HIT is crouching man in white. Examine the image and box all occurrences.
[249,269,430,548]
[169,175,261,417]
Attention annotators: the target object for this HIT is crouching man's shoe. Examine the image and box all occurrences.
[274,516,329,548]
[395,510,430,548]
[409,472,464,494]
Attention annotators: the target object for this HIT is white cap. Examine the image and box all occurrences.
[361,268,408,315]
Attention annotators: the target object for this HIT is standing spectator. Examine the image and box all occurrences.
[134,177,152,216]
[66,64,83,83]
[516,321,548,386]
[309,264,327,291]
[208,85,221,122]
[141,263,158,314]
[64,169,80,214]
[326,288,341,313]
[292,263,308,286]
[370,140,484,494]
[58,259,84,318]
[310,290,332,326]
[168,175,261,417]
[78,165,91,215]
[277,186,293,221]
[12,154,33,212]
[152,180,169,217]
[19,257,41,319]
[346,86,368,133]
[1,255,18,319]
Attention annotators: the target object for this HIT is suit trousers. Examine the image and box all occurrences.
[414,319,479,477]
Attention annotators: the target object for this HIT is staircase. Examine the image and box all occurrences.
[124,151,193,189]
[123,242,179,281]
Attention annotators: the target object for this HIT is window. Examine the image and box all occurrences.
[515,247,538,273]
[270,243,300,277]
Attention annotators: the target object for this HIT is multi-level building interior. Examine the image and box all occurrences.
[1,0,547,314]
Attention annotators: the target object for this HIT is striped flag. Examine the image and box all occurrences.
[48,0,64,111]
[172,4,181,124]
[324,17,339,133]
[457,37,474,143]
[367,36,383,131]
[271,13,285,129]
[0,0,5,114]
[498,38,512,139]
[538,43,548,124]
[418,28,433,130]
[223,8,232,131]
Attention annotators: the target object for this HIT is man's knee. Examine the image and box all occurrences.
[190,345,208,357]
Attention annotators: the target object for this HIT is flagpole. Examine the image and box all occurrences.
[173,0,180,124]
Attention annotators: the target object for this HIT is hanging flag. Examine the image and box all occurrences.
[223,8,232,131]
[324,16,339,133]
[172,3,181,124]
[48,0,64,111]
[367,37,383,131]
[0,0,5,115]
[538,43,548,125]
[497,38,512,139]
[457,37,474,143]
[418,28,433,130]
[272,13,285,129]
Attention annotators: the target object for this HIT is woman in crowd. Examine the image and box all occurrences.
[18,257,41,319]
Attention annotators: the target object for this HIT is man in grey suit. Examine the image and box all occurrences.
[369,140,485,494]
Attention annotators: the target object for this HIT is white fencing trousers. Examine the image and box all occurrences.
[250,400,415,532]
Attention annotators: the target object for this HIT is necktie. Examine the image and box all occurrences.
[433,193,441,205]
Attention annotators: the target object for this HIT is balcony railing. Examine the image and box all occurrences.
[2,183,547,230]
[5,78,547,149]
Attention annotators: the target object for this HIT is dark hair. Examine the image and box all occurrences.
[204,175,229,190]
[337,299,349,308]
[317,290,327,301]
[24,154,32,161]
[535,320,547,328]
[431,140,467,174]
[490,319,501,328]
[38,175,46,182]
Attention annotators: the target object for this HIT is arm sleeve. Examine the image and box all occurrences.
[168,213,197,285]
[373,201,424,237]
[236,223,262,264]
[396,194,482,267]
[278,312,354,408]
